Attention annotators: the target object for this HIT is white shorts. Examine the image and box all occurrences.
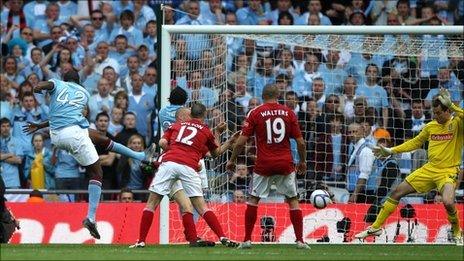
[50,125,99,166]
[149,161,203,197]
[198,159,208,189]
[250,172,297,198]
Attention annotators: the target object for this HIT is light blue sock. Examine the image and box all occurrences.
[87,181,102,222]
[111,142,145,160]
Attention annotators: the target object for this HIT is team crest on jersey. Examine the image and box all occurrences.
[430,133,453,141]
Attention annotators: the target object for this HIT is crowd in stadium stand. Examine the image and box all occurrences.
[0,0,463,203]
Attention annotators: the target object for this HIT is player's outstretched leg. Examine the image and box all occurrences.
[191,196,238,247]
[441,183,463,245]
[356,181,415,240]
[89,129,156,161]
[83,162,104,240]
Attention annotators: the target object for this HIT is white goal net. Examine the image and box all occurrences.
[161,25,463,244]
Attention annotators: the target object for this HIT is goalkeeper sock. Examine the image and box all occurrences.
[87,180,102,223]
[372,197,399,229]
[111,141,145,161]
[244,204,258,242]
[138,208,154,243]
[202,210,225,239]
[447,209,461,236]
[182,212,198,242]
[290,209,303,242]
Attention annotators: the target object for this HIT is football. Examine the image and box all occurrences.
[310,189,333,209]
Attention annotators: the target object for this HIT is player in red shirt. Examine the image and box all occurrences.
[227,84,309,249]
[143,103,238,247]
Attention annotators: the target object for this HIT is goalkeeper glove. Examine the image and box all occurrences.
[438,88,452,107]
[372,145,393,158]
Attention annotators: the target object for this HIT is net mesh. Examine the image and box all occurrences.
[167,29,464,244]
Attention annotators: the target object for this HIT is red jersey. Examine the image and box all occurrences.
[160,119,218,171]
[241,102,302,176]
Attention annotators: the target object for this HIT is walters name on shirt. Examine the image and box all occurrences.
[259,109,289,117]
[430,133,454,141]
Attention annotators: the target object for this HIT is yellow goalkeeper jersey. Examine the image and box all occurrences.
[391,104,463,171]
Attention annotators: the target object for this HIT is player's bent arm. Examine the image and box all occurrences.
[4,155,22,165]
[159,138,169,151]
[34,81,54,93]
[227,135,249,162]
[295,137,307,163]
[391,125,429,154]
[450,103,464,119]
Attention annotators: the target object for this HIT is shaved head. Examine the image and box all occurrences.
[175,107,191,122]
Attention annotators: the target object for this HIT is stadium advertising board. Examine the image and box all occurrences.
[7,203,463,244]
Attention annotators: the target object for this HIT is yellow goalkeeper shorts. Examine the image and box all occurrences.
[405,166,459,193]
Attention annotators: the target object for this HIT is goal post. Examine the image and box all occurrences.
[159,25,463,244]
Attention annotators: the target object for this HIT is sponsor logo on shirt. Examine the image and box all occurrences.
[430,133,453,141]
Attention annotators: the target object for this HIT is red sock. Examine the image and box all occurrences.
[244,204,258,242]
[138,209,154,243]
[290,209,303,242]
[202,210,225,239]
[182,212,198,242]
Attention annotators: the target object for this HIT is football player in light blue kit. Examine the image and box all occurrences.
[32,70,104,239]
[29,70,156,240]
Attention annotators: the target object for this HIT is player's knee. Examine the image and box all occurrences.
[442,197,455,210]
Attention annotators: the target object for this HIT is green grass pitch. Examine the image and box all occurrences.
[1,244,463,260]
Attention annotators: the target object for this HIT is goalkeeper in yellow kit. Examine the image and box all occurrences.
[355,89,463,245]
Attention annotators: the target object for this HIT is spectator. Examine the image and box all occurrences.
[91,112,118,199]
[117,134,146,191]
[93,41,120,77]
[186,71,217,108]
[115,111,140,147]
[119,187,134,203]
[396,0,415,25]
[114,90,129,112]
[27,189,45,203]
[236,0,265,25]
[355,64,389,127]
[143,20,157,58]
[33,2,64,48]
[109,10,143,49]
[370,0,396,25]
[425,67,463,109]
[88,78,114,122]
[137,44,152,72]
[3,56,25,90]
[121,56,142,93]
[70,10,110,45]
[41,26,63,60]
[127,73,155,138]
[12,92,48,155]
[102,66,121,94]
[133,0,156,30]
[232,189,246,203]
[292,53,320,99]
[0,0,26,39]
[339,76,357,124]
[233,74,252,111]
[346,122,376,204]
[252,57,276,99]
[24,133,54,190]
[200,0,225,25]
[310,77,326,110]
[296,0,332,25]
[108,106,124,136]
[0,118,23,189]
[229,163,250,192]
[109,35,134,71]
[53,147,84,202]
[0,76,15,122]
[318,50,347,96]
[142,66,157,98]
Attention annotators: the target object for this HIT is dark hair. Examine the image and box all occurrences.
[29,189,43,198]
[120,10,135,22]
[396,0,410,9]
[120,187,133,194]
[63,69,80,84]
[169,87,188,105]
[0,117,11,126]
[432,96,449,111]
[276,73,290,82]
[191,103,206,118]
[96,111,110,121]
[278,10,294,25]
[31,132,44,144]
[114,34,128,42]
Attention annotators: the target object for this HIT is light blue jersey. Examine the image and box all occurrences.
[159,104,183,131]
[48,79,90,130]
